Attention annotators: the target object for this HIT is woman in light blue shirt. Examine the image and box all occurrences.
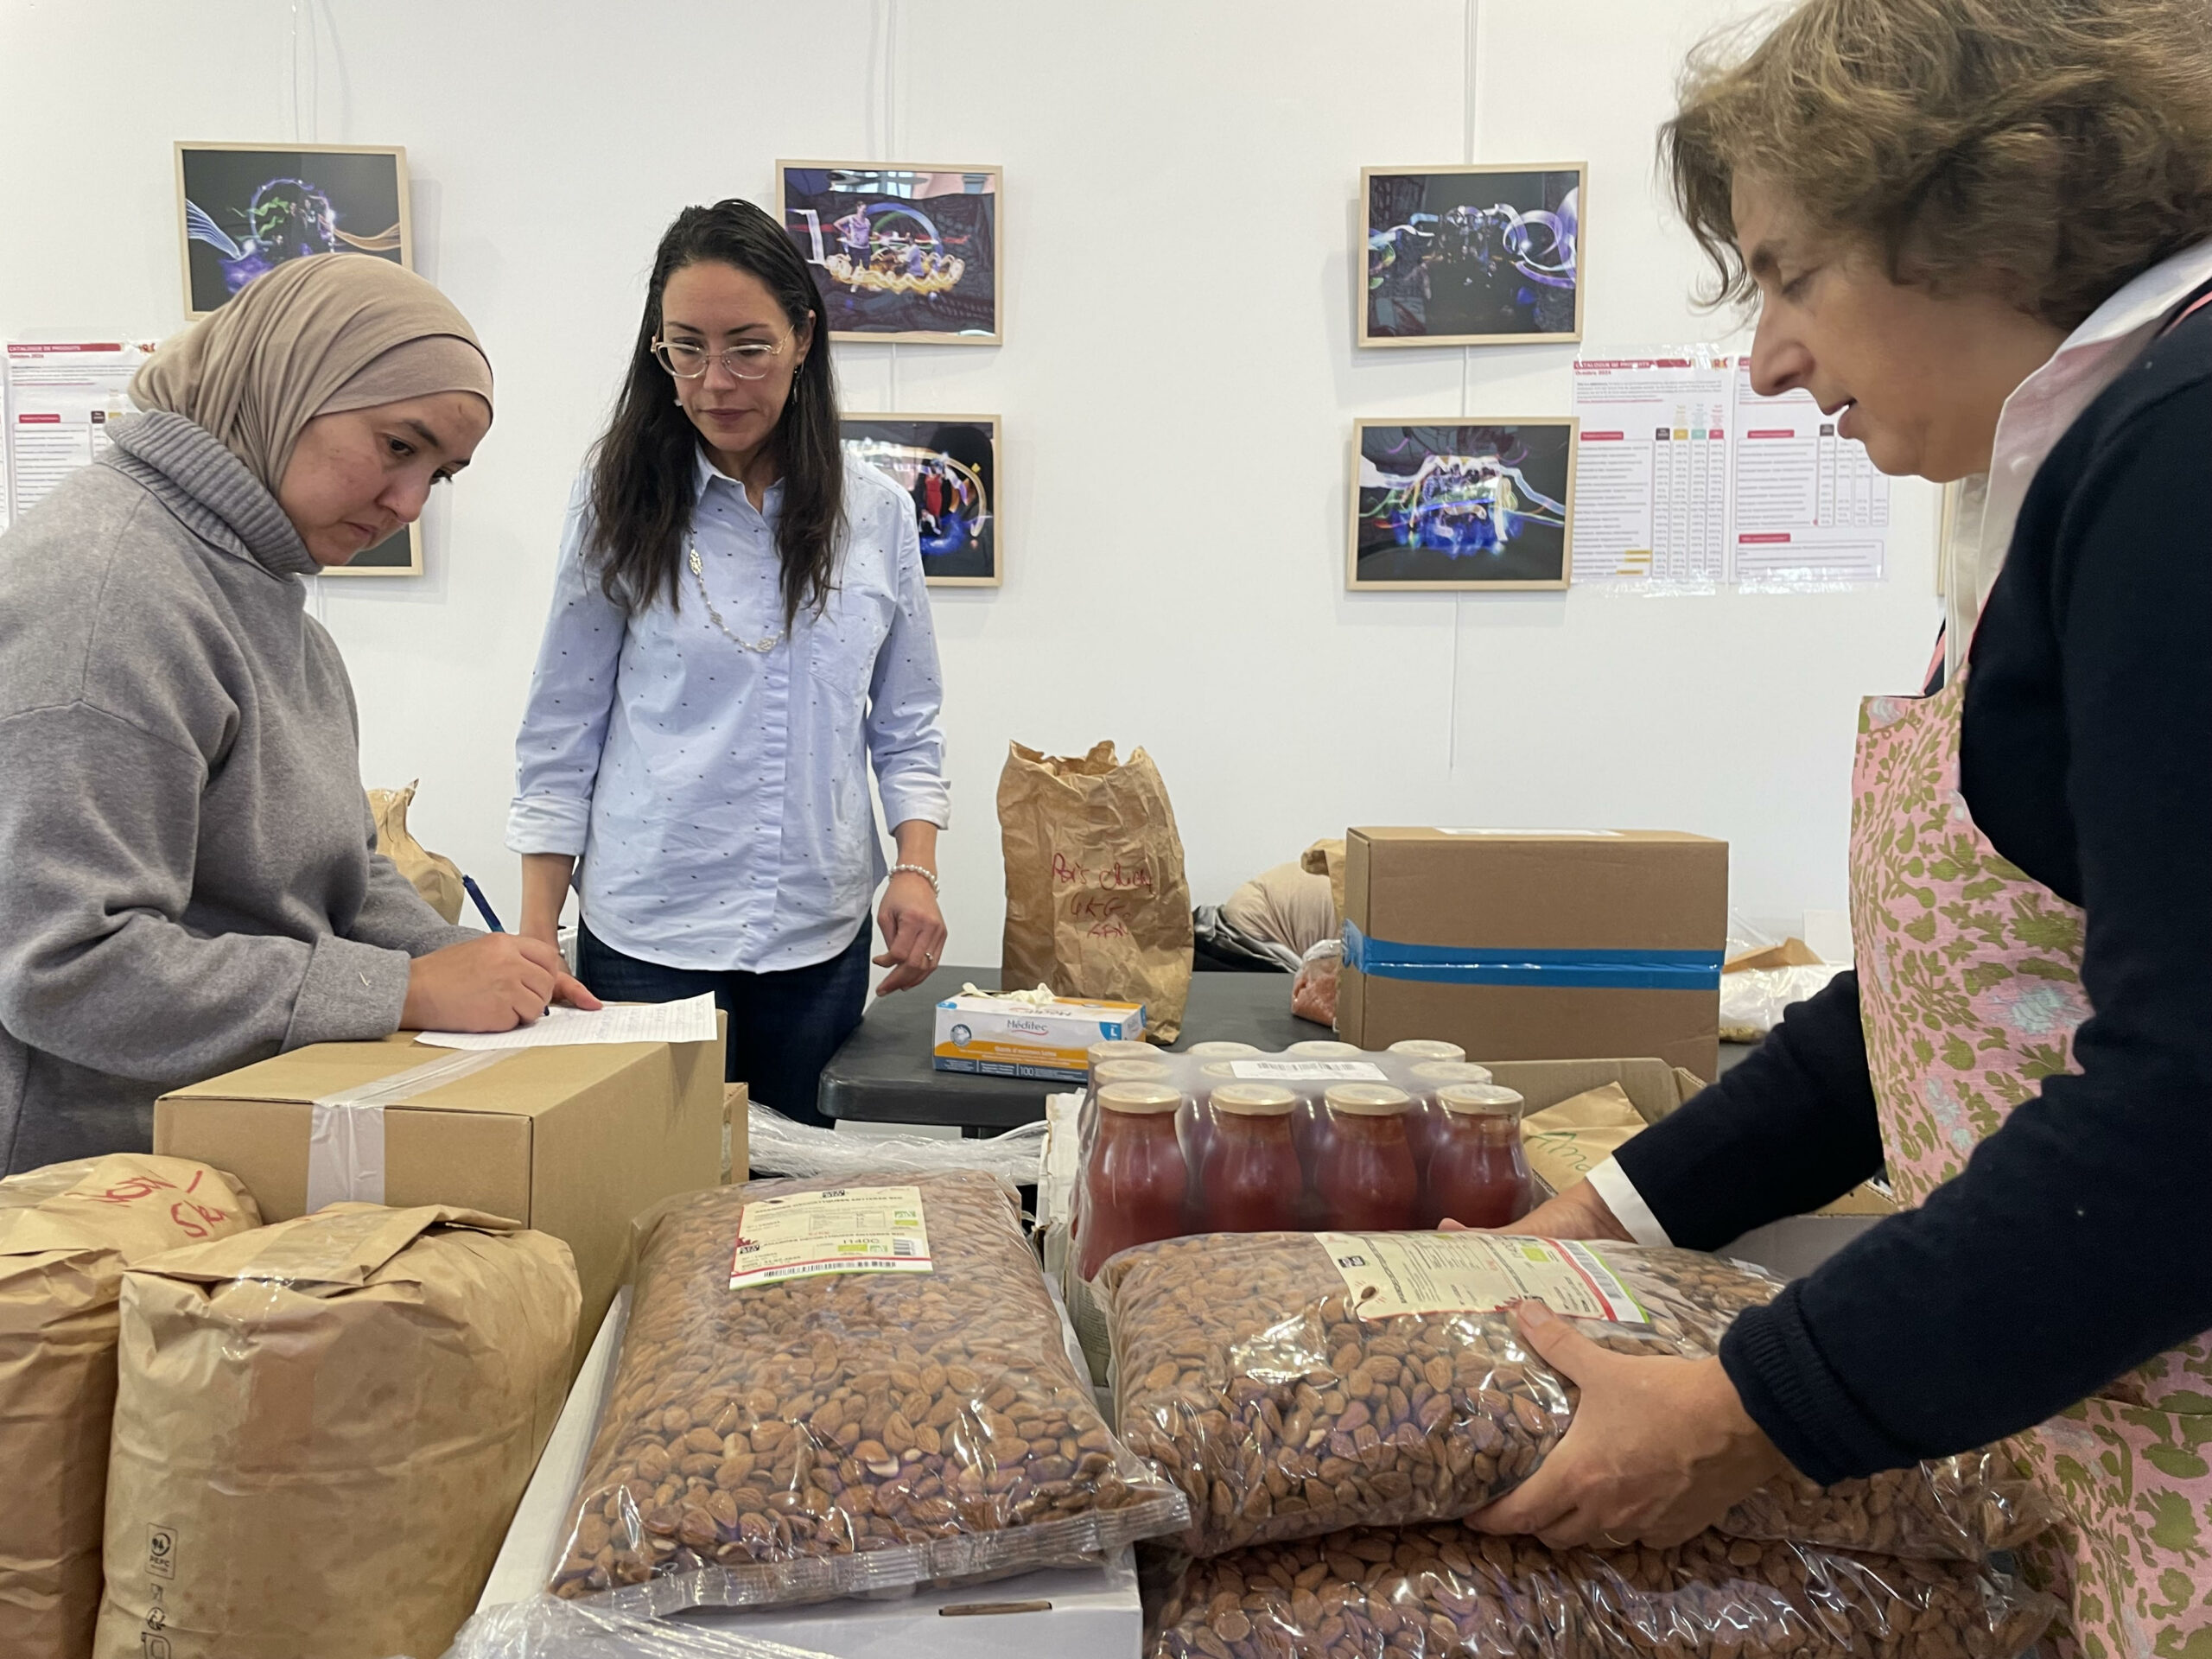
[509,200,950,1125]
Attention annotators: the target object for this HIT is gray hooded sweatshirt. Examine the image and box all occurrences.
[0,410,467,1173]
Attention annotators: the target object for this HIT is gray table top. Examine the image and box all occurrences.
[818,964,1332,1131]
[817,962,1755,1131]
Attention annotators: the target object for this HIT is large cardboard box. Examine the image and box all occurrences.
[154,1032,723,1370]
[1339,828,1728,1080]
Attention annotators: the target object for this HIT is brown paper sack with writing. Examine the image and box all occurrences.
[0,1156,260,1659]
[368,779,466,924]
[1521,1082,1650,1196]
[93,1205,579,1659]
[999,741,1195,1042]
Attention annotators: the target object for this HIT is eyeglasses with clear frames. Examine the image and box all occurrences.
[652,334,794,382]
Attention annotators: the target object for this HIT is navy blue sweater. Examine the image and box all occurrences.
[1615,301,2212,1483]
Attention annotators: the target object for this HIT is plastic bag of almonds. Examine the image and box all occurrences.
[1102,1230,2050,1560]
[1147,1521,2056,1659]
[551,1170,1187,1611]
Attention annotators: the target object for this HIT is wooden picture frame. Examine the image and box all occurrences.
[1358,162,1586,348]
[842,413,1002,588]
[321,521,423,578]
[1346,417,1579,592]
[779,161,1003,345]
[175,143,411,320]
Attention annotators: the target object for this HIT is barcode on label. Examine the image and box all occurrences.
[892,1238,918,1256]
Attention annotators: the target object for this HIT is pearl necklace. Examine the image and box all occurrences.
[687,540,783,653]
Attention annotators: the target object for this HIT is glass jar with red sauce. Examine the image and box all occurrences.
[1313,1083,1420,1230]
[1403,1060,1497,1169]
[1076,1081,1189,1279]
[1198,1084,1303,1233]
[1419,1084,1533,1229]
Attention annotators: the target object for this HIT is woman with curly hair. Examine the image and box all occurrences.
[1465,0,2212,1647]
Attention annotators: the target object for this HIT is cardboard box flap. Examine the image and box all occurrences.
[133,1203,520,1292]
[161,1040,667,1119]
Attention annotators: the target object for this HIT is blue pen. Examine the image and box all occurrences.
[461,875,505,932]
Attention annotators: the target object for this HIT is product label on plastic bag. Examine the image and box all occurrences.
[1315,1231,1650,1323]
[1228,1060,1389,1083]
[731,1185,934,1289]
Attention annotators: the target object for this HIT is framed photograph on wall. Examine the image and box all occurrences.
[842,415,1001,587]
[779,162,1001,344]
[1347,418,1579,591]
[1360,162,1585,347]
[175,143,410,319]
[321,522,423,578]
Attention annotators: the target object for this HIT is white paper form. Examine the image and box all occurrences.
[1728,357,1889,585]
[1568,352,1732,583]
[4,340,156,524]
[416,992,720,1050]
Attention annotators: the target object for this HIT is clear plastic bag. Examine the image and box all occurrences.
[1720,963,1847,1042]
[550,1171,1185,1612]
[1101,1230,2049,1563]
[435,1594,838,1658]
[744,1103,1048,1186]
[1291,937,1343,1026]
[1146,1522,2056,1659]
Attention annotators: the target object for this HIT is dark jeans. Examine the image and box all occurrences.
[576,919,871,1129]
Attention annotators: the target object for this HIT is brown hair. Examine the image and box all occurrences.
[1662,0,2212,329]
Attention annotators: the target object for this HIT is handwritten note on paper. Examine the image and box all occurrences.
[1052,849,1154,941]
[415,993,720,1051]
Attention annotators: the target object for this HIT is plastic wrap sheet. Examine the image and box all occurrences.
[744,1104,1047,1186]
[435,1594,837,1658]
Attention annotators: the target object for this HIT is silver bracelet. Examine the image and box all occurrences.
[889,862,941,894]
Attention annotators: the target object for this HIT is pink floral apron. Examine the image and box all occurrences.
[1850,671,2212,1657]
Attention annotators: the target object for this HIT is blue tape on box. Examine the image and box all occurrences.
[1342,923,1722,991]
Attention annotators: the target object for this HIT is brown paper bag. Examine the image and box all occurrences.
[998,741,1194,1042]
[368,779,466,924]
[1521,1082,1649,1194]
[94,1204,579,1659]
[0,1156,259,1659]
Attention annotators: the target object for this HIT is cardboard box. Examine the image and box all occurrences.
[477,1292,1145,1659]
[1339,827,1728,1080]
[933,991,1145,1082]
[154,1031,724,1371]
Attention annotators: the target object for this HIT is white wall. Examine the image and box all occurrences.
[0,0,1939,959]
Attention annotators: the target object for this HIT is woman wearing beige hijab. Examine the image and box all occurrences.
[0,253,594,1175]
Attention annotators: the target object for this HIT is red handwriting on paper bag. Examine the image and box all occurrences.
[1052,849,1151,937]
[79,1168,231,1236]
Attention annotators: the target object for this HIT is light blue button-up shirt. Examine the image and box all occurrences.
[506,451,950,972]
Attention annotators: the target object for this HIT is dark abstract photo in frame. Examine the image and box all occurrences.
[842,416,1001,587]
[175,143,410,319]
[1348,419,1578,591]
[781,162,1001,343]
[1361,163,1586,346]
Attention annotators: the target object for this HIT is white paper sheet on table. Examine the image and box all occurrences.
[416,992,719,1050]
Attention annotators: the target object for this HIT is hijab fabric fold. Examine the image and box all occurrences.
[130,255,493,495]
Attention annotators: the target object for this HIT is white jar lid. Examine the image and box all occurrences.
[1286,1040,1363,1059]
[1088,1040,1156,1065]
[1324,1083,1413,1116]
[1411,1061,1496,1084]
[1211,1084,1297,1116]
[1098,1082,1183,1116]
[1185,1041,1263,1058]
[1437,1084,1526,1116]
[1095,1059,1172,1084]
[1389,1039,1467,1062]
